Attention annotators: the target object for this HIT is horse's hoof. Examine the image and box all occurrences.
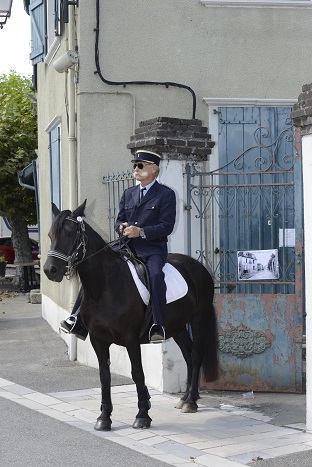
[180,402,198,413]
[175,399,185,409]
[94,417,112,431]
[132,416,152,429]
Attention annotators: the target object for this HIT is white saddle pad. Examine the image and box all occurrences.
[127,261,188,305]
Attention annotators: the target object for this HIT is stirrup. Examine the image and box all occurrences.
[149,324,166,343]
[60,315,77,334]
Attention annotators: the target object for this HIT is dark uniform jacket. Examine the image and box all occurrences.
[115,181,176,258]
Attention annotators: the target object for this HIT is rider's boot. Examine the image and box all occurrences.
[60,313,88,341]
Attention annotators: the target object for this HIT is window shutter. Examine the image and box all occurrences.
[29,0,46,65]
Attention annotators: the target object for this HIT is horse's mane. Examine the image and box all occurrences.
[50,210,72,241]
[84,221,107,254]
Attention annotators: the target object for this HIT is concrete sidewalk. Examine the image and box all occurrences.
[0,289,311,467]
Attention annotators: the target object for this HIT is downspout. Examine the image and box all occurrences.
[67,5,78,361]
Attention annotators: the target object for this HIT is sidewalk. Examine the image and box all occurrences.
[0,290,311,467]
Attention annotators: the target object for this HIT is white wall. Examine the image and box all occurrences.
[302,134,312,432]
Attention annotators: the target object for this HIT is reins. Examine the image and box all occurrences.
[47,215,132,277]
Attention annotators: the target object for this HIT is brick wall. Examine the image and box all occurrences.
[291,83,312,135]
[127,116,215,161]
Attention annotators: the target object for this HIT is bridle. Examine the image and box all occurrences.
[47,216,88,278]
[47,215,130,278]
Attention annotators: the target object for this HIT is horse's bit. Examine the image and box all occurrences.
[47,216,87,278]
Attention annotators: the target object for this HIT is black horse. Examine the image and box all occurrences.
[43,200,218,431]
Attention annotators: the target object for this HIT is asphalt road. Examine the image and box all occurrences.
[0,287,311,467]
[0,290,171,467]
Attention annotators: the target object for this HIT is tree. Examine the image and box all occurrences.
[0,71,38,285]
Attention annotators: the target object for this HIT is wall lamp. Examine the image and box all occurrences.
[53,50,78,73]
[0,0,12,29]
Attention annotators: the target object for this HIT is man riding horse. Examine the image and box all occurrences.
[60,150,176,342]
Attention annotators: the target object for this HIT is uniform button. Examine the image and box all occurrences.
[134,222,138,225]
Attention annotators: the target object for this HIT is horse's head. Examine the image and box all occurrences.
[43,200,87,282]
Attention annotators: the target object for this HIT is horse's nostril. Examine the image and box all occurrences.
[44,264,58,278]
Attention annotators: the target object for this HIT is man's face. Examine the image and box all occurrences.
[133,162,157,186]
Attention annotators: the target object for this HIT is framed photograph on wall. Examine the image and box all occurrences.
[237,249,279,281]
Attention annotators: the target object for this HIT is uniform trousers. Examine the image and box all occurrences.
[143,254,166,328]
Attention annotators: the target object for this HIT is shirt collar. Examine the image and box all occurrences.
[141,179,156,193]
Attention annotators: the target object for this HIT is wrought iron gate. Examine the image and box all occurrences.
[187,107,304,392]
[102,170,135,240]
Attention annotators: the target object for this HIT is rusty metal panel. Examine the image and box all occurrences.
[201,293,303,393]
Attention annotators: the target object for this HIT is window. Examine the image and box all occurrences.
[48,126,61,209]
[47,0,61,47]
[29,0,63,66]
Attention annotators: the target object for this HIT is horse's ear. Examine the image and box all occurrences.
[73,199,87,218]
[52,203,60,218]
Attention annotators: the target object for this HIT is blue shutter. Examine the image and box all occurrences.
[29,0,45,65]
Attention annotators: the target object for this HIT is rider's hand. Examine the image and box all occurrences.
[119,223,129,236]
[123,225,140,238]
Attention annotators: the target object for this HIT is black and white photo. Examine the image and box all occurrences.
[238,249,279,281]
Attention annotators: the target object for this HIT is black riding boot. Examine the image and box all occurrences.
[59,291,88,340]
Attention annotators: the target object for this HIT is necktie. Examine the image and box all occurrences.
[140,187,146,201]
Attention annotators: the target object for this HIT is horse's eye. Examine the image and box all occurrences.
[64,229,74,238]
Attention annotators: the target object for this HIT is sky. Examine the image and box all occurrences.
[0,0,32,76]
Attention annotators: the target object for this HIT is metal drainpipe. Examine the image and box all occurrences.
[67,5,78,361]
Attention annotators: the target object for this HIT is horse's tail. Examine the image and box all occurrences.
[201,302,219,383]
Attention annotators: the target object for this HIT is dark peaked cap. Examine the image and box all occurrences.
[131,150,162,166]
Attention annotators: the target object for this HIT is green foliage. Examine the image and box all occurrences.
[0,71,37,223]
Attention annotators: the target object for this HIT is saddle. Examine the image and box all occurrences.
[110,238,188,338]
[110,239,153,337]
[111,238,150,287]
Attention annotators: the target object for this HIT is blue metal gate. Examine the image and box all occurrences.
[187,107,304,392]
[102,170,135,240]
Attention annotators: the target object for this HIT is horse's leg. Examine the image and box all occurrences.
[90,336,113,431]
[173,327,194,410]
[126,342,152,429]
[180,313,206,414]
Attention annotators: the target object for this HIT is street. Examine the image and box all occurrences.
[0,289,311,467]
[0,290,170,467]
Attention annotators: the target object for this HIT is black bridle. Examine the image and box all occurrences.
[47,215,132,278]
[47,216,88,277]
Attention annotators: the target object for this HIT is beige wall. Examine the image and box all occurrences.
[79,1,310,110]
[77,0,312,218]
[39,0,312,314]
[37,55,75,308]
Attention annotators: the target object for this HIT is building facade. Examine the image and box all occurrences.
[28,0,312,391]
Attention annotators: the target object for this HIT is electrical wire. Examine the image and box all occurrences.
[94,0,196,119]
